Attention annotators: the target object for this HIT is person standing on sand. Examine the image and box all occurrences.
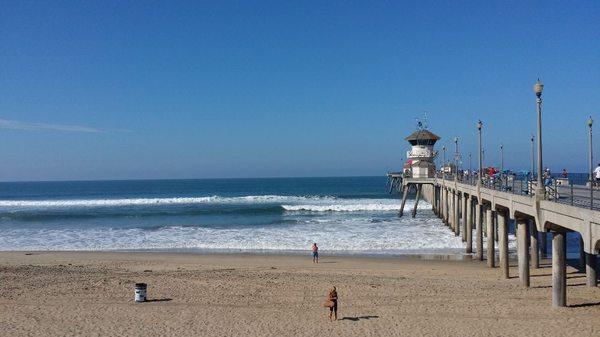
[327,286,338,321]
[311,243,319,263]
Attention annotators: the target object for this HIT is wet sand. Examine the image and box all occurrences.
[1,251,599,336]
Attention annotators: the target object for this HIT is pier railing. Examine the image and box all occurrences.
[433,171,600,211]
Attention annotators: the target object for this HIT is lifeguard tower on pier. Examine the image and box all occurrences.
[388,122,440,217]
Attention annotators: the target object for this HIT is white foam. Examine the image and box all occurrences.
[282,201,431,212]
[0,206,477,253]
[0,195,334,208]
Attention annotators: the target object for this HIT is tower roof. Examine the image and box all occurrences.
[405,129,440,142]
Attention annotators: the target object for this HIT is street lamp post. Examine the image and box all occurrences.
[589,117,594,209]
[500,143,504,189]
[454,137,459,181]
[587,116,597,287]
[442,146,446,177]
[478,120,483,187]
[482,149,485,170]
[530,134,535,181]
[534,79,545,198]
[469,153,472,184]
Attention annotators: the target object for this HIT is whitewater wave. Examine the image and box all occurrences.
[282,202,431,212]
[0,215,487,253]
[0,195,335,209]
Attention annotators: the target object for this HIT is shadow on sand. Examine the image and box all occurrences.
[341,315,379,321]
[531,283,586,289]
[145,298,173,303]
[569,301,600,308]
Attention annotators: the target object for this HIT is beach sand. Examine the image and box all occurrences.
[1,251,599,336]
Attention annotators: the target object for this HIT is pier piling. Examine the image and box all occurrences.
[461,195,467,242]
[486,208,495,268]
[530,220,539,269]
[552,231,567,307]
[586,253,598,287]
[498,211,509,278]
[411,185,421,218]
[517,218,530,287]
[466,197,473,253]
[540,233,547,258]
[475,203,483,261]
[399,185,409,217]
[454,193,460,236]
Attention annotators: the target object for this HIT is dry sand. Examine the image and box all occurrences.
[1,251,599,336]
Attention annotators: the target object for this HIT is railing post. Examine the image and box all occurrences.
[570,181,574,206]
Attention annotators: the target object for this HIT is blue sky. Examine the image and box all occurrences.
[0,1,598,181]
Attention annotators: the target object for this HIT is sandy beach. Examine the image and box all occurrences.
[1,252,599,336]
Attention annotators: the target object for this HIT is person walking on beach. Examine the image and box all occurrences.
[326,286,338,321]
[311,243,319,263]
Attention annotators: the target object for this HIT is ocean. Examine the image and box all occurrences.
[0,176,583,256]
[0,176,469,254]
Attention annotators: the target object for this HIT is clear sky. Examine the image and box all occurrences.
[0,1,599,181]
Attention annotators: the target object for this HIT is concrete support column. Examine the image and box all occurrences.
[517,218,530,287]
[495,215,499,242]
[448,191,454,229]
[442,189,448,224]
[540,232,547,258]
[461,195,467,242]
[586,253,598,287]
[486,208,495,268]
[552,231,567,308]
[466,197,473,254]
[530,220,539,269]
[435,187,440,216]
[579,236,586,271]
[498,211,509,278]
[443,190,448,224]
[475,203,483,261]
[454,193,460,236]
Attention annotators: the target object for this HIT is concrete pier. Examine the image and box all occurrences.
[475,203,483,261]
[540,232,547,258]
[552,231,567,308]
[586,253,598,287]
[517,218,530,287]
[498,210,509,278]
[411,185,421,218]
[461,195,467,242]
[530,220,539,269]
[466,197,472,253]
[454,193,460,236]
[486,208,495,268]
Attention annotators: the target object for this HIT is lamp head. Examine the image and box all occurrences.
[533,79,544,97]
[454,136,458,143]
[477,120,482,130]
[588,116,593,127]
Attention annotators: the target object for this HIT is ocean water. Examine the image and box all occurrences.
[0,177,472,255]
